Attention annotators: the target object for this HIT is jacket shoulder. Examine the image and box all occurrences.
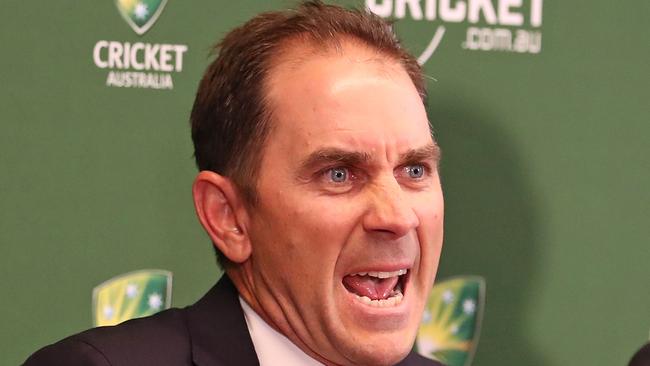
[24,337,111,366]
[24,308,191,366]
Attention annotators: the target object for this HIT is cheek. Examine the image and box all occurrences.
[414,194,444,262]
[414,189,444,228]
[291,192,363,230]
[255,195,359,273]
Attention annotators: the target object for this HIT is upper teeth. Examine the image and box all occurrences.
[352,269,407,278]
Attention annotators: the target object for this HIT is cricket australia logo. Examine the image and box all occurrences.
[92,0,188,90]
[115,0,168,36]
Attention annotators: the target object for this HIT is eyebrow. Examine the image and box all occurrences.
[399,142,441,166]
[298,142,441,172]
[298,148,373,172]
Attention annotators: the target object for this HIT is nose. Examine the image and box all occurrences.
[362,177,419,238]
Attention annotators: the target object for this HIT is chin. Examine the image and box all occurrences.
[348,343,412,366]
[340,330,416,366]
[330,280,423,365]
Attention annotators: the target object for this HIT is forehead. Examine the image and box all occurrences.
[264,40,431,157]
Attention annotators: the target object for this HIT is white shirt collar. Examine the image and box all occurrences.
[239,297,324,366]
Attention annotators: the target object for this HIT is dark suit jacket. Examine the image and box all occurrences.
[629,343,650,366]
[25,276,443,365]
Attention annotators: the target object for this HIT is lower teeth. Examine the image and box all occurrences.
[355,290,403,307]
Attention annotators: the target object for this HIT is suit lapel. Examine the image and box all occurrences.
[186,275,260,366]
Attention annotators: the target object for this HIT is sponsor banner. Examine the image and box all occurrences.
[366,0,544,64]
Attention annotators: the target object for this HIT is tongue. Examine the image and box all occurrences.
[343,275,399,300]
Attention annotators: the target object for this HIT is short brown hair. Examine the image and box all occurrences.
[190,0,427,264]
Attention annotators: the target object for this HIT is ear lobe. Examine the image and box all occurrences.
[192,171,251,263]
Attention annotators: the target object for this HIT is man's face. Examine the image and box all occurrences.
[243,43,444,365]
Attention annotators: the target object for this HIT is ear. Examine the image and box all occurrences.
[192,171,251,263]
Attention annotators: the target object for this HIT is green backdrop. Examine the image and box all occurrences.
[1,1,648,365]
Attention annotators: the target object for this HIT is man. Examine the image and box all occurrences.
[25,1,444,365]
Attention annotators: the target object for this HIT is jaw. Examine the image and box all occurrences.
[320,269,424,365]
[231,261,433,366]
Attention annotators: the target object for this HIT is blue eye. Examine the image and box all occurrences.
[406,164,425,179]
[329,167,348,183]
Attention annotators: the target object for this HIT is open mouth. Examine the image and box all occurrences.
[342,269,409,307]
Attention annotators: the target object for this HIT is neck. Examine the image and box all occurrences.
[225,267,339,366]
